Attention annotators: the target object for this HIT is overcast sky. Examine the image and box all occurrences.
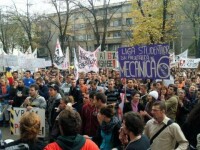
[0,0,127,14]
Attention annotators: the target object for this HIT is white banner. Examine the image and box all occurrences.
[78,46,99,73]
[10,107,45,137]
[175,49,188,62]
[179,58,200,68]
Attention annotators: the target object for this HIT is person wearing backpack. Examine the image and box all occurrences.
[144,101,188,150]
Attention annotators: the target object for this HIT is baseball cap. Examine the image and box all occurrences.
[48,84,59,91]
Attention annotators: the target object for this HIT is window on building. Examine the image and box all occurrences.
[108,44,121,51]
[126,18,133,25]
[87,34,93,40]
[113,31,121,38]
[113,19,122,27]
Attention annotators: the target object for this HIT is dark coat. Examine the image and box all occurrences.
[9,86,29,107]
[5,139,46,150]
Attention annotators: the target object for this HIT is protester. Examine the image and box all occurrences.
[119,112,150,150]
[60,74,72,96]
[104,80,120,104]
[46,83,62,140]
[140,90,158,122]
[10,79,29,107]
[23,70,35,87]
[81,92,99,138]
[176,89,192,127]
[144,101,188,150]
[78,78,88,94]
[21,84,46,110]
[36,77,49,100]
[97,105,121,150]
[0,77,10,126]
[5,112,46,150]
[139,84,148,108]
[123,91,144,114]
[68,78,83,113]
[121,79,137,102]
[164,84,179,121]
[44,108,99,150]
[182,103,200,150]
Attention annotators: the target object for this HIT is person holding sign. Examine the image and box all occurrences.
[5,112,46,150]
[21,84,46,111]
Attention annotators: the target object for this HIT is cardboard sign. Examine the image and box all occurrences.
[98,52,116,68]
[10,107,45,137]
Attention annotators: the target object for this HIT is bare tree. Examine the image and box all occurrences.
[10,0,39,52]
[37,17,56,64]
[47,0,75,52]
[75,0,126,51]
[0,7,25,53]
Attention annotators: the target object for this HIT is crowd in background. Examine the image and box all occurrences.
[0,66,200,150]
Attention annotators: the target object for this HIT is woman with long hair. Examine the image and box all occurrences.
[123,91,144,114]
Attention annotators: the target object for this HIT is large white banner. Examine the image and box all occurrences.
[78,46,99,73]
[10,107,45,137]
[179,58,200,68]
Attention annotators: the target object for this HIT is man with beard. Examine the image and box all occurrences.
[21,84,46,110]
[10,79,29,107]
[36,77,49,100]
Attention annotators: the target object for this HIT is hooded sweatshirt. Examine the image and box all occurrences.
[44,134,99,150]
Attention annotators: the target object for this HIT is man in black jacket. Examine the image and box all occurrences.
[68,78,83,113]
[36,77,49,100]
[10,79,29,107]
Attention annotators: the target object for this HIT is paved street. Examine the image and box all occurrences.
[0,127,18,141]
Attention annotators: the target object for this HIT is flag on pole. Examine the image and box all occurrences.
[25,46,32,55]
[55,39,64,57]
[62,47,70,69]
[74,48,79,80]
[32,48,37,58]
[175,49,188,62]
[54,39,65,69]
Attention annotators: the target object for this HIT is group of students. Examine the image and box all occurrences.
[0,67,200,149]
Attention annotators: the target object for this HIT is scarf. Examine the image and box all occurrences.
[101,116,119,134]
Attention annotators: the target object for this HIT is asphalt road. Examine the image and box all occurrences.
[0,126,19,141]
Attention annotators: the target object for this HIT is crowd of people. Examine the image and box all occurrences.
[0,66,200,150]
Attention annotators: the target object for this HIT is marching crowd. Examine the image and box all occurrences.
[0,66,200,150]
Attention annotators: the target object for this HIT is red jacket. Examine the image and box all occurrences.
[44,139,99,150]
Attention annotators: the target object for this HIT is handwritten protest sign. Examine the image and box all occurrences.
[118,44,170,79]
[78,46,99,73]
[98,52,116,68]
[10,107,45,137]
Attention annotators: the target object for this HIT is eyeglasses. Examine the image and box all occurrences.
[151,109,161,112]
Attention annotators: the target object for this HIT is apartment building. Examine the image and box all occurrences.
[48,2,133,52]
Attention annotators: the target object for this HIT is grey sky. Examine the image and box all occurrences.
[0,0,127,14]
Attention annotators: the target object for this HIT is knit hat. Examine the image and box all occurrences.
[149,91,158,100]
